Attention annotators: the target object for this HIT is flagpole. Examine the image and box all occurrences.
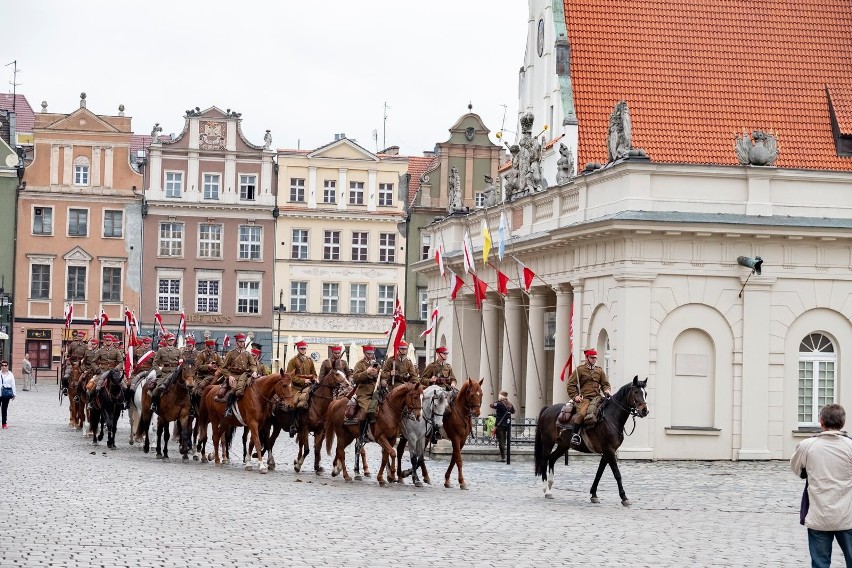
[518,278,545,402]
[499,293,521,397]
[479,299,497,399]
[451,299,469,379]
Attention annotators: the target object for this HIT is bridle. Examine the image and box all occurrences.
[601,386,648,436]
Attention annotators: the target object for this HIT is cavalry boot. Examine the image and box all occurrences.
[289,417,298,438]
[224,392,236,418]
[570,423,582,446]
[358,418,370,446]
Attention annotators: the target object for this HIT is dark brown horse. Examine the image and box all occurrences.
[136,362,196,460]
[88,368,125,449]
[291,368,350,474]
[325,382,423,486]
[534,376,649,504]
[442,378,484,489]
[197,371,294,472]
[66,364,87,430]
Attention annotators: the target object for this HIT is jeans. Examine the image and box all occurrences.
[496,427,508,459]
[0,396,10,425]
[808,528,852,567]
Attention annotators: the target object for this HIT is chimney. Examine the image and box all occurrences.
[379,145,399,156]
[334,133,346,141]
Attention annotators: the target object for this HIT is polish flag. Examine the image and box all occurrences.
[154,310,166,335]
[449,270,464,300]
[99,309,109,327]
[516,259,535,292]
[135,350,155,368]
[64,302,74,328]
[496,269,510,296]
[179,309,187,335]
[223,334,231,351]
[560,302,575,382]
[462,230,475,274]
[471,273,488,310]
[419,303,438,337]
[434,245,445,277]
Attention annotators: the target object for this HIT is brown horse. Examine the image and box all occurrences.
[442,378,484,489]
[135,362,196,460]
[197,371,295,472]
[66,364,87,430]
[325,382,423,486]
[534,376,649,504]
[291,368,351,474]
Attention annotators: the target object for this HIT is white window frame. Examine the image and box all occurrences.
[30,261,52,300]
[196,278,221,313]
[66,265,87,302]
[203,173,221,200]
[238,225,262,261]
[798,333,837,427]
[290,178,305,202]
[421,233,432,261]
[418,288,429,321]
[32,206,53,236]
[322,282,339,313]
[379,233,396,263]
[475,192,486,208]
[239,174,257,201]
[350,283,367,314]
[378,182,393,206]
[159,222,184,257]
[157,276,182,312]
[351,231,368,262]
[74,164,89,186]
[198,224,223,259]
[103,209,123,238]
[349,181,364,205]
[101,265,122,303]
[67,208,89,237]
[324,230,341,261]
[236,274,262,315]
[291,229,309,260]
[290,281,308,313]
[165,171,183,198]
[323,180,336,204]
[377,284,395,316]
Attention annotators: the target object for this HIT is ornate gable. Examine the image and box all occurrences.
[444,112,497,147]
[63,246,93,263]
[43,108,120,133]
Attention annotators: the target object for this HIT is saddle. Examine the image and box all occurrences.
[344,397,358,421]
[556,402,575,430]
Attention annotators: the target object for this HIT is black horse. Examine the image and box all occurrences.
[534,376,649,505]
[89,368,125,449]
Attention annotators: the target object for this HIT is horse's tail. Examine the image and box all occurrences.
[135,394,152,439]
[324,405,337,455]
[533,405,548,479]
[224,425,235,450]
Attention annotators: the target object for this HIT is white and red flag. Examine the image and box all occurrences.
[154,309,166,335]
[419,302,438,337]
[462,230,476,274]
[560,301,575,382]
[223,334,231,351]
[387,298,407,356]
[434,244,445,277]
[178,308,187,335]
[449,270,464,300]
[516,259,536,292]
[496,269,510,296]
[64,302,74,328]
[99,308,109,327]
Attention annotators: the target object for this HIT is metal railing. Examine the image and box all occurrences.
[465,417,538,446]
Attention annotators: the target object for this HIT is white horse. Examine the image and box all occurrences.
[396,385,450,487]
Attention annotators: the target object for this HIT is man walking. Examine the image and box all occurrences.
[21,353,33,391]
[490,391,515,462]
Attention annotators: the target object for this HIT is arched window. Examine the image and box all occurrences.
[798,333,836,426]
[603,336,611,376]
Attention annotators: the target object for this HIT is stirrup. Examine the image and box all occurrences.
[571,433,581,445]
[224,406,233,418]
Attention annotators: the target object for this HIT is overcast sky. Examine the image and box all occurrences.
[3,1,529,156]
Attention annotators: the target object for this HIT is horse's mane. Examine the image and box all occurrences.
[612,380,635,400]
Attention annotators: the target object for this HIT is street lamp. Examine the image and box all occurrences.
[274,289,286,361]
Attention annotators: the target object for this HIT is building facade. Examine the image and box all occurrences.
[14,94,144,369]
[142,107,276,363]
[275,137,408,366]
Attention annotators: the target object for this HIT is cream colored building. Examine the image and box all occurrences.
[274,137,409,366]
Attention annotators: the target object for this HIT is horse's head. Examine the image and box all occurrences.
[627,375,649,417]
[322,368,350,390]
[108,367,124,385]
[180,359,197,389]
[274,371,296,411]
[425,385,450,429]
[403,383,423,420]
[458,378,484,418]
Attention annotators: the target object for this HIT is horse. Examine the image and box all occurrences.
[66,364,87,430]
[395,384,450,487]
[196,371,295,472]
[291,368,351,474]
[325,382,423,486]
[135,362,196,460]
[88,368,125,449]
[442,378,484,489]
[534,376,649,504]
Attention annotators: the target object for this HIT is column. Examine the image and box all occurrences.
[63,145,73,185]
[551,283,572,404]
[337,168,347,210]
[367,169,377,212]
[103,146,113,188]
[737,277,774,460]
[187,151,199,194]
[91,146,101,187]
[500,291,524,404]
[307,166,317,208]
[523,287,547,419]
[50,144,60,185]
[478,293,500,403]
[464,148,474,207]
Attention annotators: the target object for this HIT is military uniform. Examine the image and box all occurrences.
[421,359,456,390]
[82,343,99,378]
[351,355,380,419]
[319,355,350,383]
[89,341,124,394]
[151,343,182,396]
[380,354,419,391]
[130,342,155,387]
[566,364,610,426]
[193,347,224,395]
[222,347,257,399]
[63,336,87,385]
[287,353,317,408]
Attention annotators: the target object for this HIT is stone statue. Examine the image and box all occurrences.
[447,166,463,213]
[263,129,272,150]
[151,122,162,139]
[503,144,521,202]
[481,175,498,207]
[556,143,574,184]
[507,112,548,199]
[734,129,778,166]
[607,101,632,162]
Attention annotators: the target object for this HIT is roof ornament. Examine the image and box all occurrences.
[263,129,272,150]
[151,122,162,139]
[606,100,648,164]
[118,104,125,116]
[735,129,778,166]
[80,92,87,109]
[481,175,498,207]
[40,101,47,113]
[504,112,548,201]
[447,166,463,213]
[555,142,575,184]
[185,107,202,117]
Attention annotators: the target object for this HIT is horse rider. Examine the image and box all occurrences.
[565,349,611,445]
[286,339,317,436]
[87,334,125,409]
[217,332,258,418]
[319,345,351,384]
[127,336,154,401]
[62,330,87,395]
[251,344,270,375]
[181,335,198,361]
[421,346,456,391]
[350,344,381,445]
[380,340,419,391]
[149,333,182,412]
[81,337,100,382]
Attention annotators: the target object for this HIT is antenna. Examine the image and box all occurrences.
[5,60,22,116]
[372,129,378,152]
[383,101,391,150]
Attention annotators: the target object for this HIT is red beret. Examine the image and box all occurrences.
[142,337,152,344]
[234,333,247,341]
[103,334,115,341]
[205,339,216,346]
[89,338,100,344]
[331,345,343,353]
[250,347,261,356]
[296,340,308,348]
[185,336,196,345]
[584,349,598,357]
[362,345,375,352]
[163,333,175,340]
[436,346,449,354]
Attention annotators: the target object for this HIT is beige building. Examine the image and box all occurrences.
[275,137,409,366]
[14,94,144,368]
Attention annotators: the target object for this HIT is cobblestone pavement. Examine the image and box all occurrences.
[0,385,839,567]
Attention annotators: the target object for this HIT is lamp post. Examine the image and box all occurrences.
[274,289,285,362]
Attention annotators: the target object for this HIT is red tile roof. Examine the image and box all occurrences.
[0,93,35,133]
[565,0,852,170]
[828,86,852,135]
[407,156,436,204]
[130,134,152,154]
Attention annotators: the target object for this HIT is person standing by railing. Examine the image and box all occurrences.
[490,391,515,462]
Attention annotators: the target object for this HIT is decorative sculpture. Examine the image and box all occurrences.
[447,166,463,213]
[735,130,778,166]
[503,145,521,202]
[151,122,162,139]
[556,143,574,184]
[607,101,632,162]
[263,129,273,150]
[481,175,498,207]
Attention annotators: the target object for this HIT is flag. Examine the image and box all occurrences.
[420,302,438,337]
[99,308,109,327]
[498,210,508,261]
[517,259,535,292]
[135,350,155,368]
[132,310,141,338]
[434,244,445,277]
[462,230,475,274]
[481,219,492,264]
[123,308,135,376]
[560,302,575,381]
[92,316,99,339]
[471,273,488,310]
[388,298,407,356]
[179,309,187,335]
[449,270,464,300]
[64,302,74,328]
[154,309,166,335]
[496,269,510,296]
[223,334,231,351]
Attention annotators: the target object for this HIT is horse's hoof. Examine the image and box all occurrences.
[414,481,423,488]
[444,482,451,489]
[423,477,431,484]
[354,474,362,481]
[621,499,631,507]
[244,463,253,471]
[182,456,188,462]
[162,456,169,462]
[315,466,325,474]
[459,483,468,490]
[345,477,353,483]
[214,463,223,467]
[259,467,268,474]
[379,480,386,487]
[591,496,600,504]
[192,455,198,461]
[268,463,276,471]
[363,472,372,478]
[545,493,554,499]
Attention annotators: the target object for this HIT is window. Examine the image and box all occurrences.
[378,183,393,206]
[239,175,257,201]
[291,229,308,260]
[351,232,368,262]
[103,210,123,238]
[33,207,53,235]
[322,283,339,313]
[290,281,307,312]
[26,340,51,369]
[67,266,86,301]
[199,224,222,259]
[379,233,396,263]
[203,174,220,200]
[378,285,395,315]
[238,225,262,260]
[157,278,181,311]
[290,178,305,202]
[237,281,260,314]
[798,333,836,426]
[165,172,183,198]
[31,264,50,299]
[475,192,485,208]
[418,288,429,320]
[323,180,336,204]
[197,280,220,313]
[74,165,89,185]
[102,267,121,302]
[349,181,364,205]
[68,209,88,237]
[159,223,183,256]
[350,283,366,314]
[421,234,431,261]
[324,231,340,261]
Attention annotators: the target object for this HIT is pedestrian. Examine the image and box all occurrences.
[490,391,515,462]
[21,353,32,391]
[0,360,16,428]
[790,403,852,567]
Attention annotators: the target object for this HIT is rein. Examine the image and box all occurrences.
[600,391,644,436]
